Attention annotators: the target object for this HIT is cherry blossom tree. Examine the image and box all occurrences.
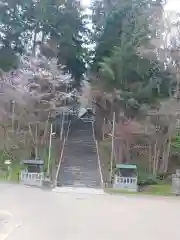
[0,53,76,161]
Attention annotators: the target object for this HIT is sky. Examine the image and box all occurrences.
[165,0,180,12]
[81,0,90,7]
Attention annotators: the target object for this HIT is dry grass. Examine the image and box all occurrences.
[99,139,111,183]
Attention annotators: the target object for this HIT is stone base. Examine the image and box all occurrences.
[52,187,105,195]
[42,178,52,190]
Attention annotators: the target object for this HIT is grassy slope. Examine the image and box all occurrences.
[106,184,173,196]
[0,139,59,182]
[99,138,175,196]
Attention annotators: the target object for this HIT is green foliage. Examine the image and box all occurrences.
[171,134,180,151]
[91,0,174,117]
[0,47,19,71]
[0,0,87,82]
[92,0,154,64]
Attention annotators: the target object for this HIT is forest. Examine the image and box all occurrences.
[0,0,180,188]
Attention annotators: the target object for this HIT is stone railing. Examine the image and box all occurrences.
[113,176,138,192]
[20,171,44,187]
[115,176,137,184]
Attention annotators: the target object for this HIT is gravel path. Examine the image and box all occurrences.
[1,182,180,240]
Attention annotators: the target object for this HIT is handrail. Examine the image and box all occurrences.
[54,120,71,186]
[96,140,104,188]
[92,121,104,188]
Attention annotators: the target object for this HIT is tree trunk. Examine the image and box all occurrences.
[41,113,50,145]
[153,141,159,176]
[124,139,131,163]
[162,137,171,173]
[148,143,152,173]
[35,123,38,159]
[114,138,123,163]
[32,22,39,56]
[155,144,161,175]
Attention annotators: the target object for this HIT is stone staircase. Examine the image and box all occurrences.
[56,120,102,189]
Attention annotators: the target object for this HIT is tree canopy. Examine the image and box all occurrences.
[90,0,174,117]
[0,0,87,83]
[0,0,180,177]
[0,0,177,114]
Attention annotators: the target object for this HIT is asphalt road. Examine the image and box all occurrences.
[1,182,180,240]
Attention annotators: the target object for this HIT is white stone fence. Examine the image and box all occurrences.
[113,176,138,192]
[20,171,44,187]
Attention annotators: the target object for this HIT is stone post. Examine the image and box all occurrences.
[172,169,180,195]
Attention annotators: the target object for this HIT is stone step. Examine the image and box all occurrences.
[58,176,101,187]
[57,121,101,188]
[63,153,97,157]
[59,173,100,181]
[57,176,101,186]
[57,180,100,188]
[61,163,98,170]
[66,139,95,144]
[52,187,104,195]
[58,168,100,179]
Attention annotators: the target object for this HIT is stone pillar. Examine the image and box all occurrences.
[172,169,180,195]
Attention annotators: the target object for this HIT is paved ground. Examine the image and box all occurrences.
[1,182,180,240]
